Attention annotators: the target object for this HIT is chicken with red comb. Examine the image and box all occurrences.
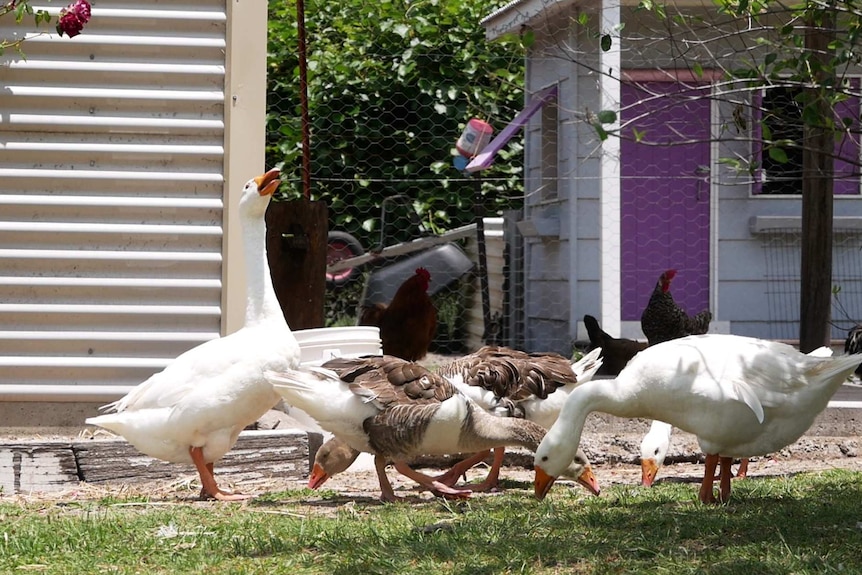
[640,269,711,346]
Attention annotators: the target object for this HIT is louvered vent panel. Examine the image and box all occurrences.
[0,0,227,391]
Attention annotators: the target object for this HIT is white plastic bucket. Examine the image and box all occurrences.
[290,326,382,471]
[294,326,382,366]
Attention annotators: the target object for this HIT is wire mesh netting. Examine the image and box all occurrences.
[265,2,862,357]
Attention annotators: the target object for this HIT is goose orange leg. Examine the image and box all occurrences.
[189,447,250,502]
[712,458,749,480]
[433,448,506,491]
[374,454,402,503]
[735,458,749,478]
[467,447,506,492]
[433,450,492,486]
[393,462,473,500]
[698,453,719,504]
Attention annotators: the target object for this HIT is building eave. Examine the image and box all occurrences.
[481,0,717,41]
[481,0,580,41]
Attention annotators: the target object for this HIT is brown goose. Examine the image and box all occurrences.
[429,346,603,490]
[266,355,599,502]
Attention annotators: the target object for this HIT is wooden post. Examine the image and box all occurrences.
[266,199,327,329]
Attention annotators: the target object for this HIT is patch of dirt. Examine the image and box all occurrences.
[5,452,861,513]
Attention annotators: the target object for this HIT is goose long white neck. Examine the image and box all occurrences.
[242,213,285,327]
[542,378,636,468]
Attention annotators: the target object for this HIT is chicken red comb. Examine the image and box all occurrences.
[663,269,678,280]
[415,267,431,281]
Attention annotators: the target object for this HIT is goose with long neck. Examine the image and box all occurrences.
[240,170,285,327]
[534,334,862,504]
[86,169,300,501]
[266,355,600,502]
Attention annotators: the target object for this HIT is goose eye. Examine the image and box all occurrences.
[654,448,660,456]
[541,455,548,462]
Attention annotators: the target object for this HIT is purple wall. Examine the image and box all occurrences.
[620,81,712,320]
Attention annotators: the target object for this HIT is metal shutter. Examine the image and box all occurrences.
[0,1,227,398]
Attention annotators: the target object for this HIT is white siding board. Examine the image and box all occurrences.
[0,0,230,392]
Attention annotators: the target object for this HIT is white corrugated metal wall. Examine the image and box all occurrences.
[0,1,234,399]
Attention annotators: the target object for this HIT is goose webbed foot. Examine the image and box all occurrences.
[190,447,251,502]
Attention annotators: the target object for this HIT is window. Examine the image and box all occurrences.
[540,99,559,200]
[754,80,860,195]
[760,87,804,194]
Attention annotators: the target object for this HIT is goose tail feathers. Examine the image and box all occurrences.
[264,366,341,410]
[807,352,862,384]
[572,347,603,384]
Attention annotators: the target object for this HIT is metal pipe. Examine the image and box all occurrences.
[297,0,311,199]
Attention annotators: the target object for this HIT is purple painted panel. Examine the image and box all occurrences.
[834,78,860,194]
[621,81,712,321]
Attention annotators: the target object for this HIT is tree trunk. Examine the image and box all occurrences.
[798,10,835,353]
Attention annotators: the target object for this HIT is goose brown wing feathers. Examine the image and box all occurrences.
[438,345,576,403]
[321,355,457,409]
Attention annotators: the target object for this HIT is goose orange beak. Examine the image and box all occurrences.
[254,168,281,197]
[641,458,659,487]
[534,466,557,500]
[307,463,330,490]
[577,466,601,496]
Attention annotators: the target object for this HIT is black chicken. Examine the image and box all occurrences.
[640,269,712,346]
[583,315,647,376]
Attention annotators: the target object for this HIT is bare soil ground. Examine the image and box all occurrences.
[5,451,861,515]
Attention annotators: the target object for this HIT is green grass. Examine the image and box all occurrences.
[2,470,861,574]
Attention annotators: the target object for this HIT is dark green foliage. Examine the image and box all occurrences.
[267,0,527,249]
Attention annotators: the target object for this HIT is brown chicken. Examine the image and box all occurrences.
[640,269,711,346]
[583,314,647,376]
[359,267,437,361]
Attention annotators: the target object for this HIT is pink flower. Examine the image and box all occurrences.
[56,0,91,38]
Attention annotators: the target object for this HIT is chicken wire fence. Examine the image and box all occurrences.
[265,51,862,356]
[265,55,527,357]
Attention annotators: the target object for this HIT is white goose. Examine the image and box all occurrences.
[266,355,600,502]
[534,334,862,504]
[637,346,834,487]
[86,169,300,501]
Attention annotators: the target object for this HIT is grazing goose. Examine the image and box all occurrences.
[86,169,301,501]
[307,435,595,497]
[638,346,834,487]
[266,355,600,502]
[534,334,862,504]
[431,346,603,490]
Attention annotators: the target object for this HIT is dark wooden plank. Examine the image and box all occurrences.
[74,429,321,485]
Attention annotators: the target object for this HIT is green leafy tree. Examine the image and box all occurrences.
[267,0,526,249]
